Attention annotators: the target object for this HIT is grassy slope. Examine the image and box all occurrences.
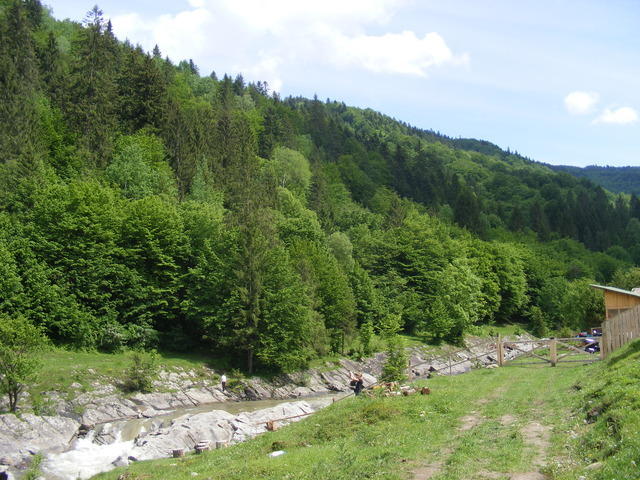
[23,349,216,414]
[557,339,640,480]
[31,326,525,401]
[93,360,595,480]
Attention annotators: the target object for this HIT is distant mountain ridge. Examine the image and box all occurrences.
[549,165,640,195]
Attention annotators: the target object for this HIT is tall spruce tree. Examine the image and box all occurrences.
[66,6,119,166]
[0,1,45,211]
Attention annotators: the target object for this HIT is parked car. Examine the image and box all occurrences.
[584,338,600,353]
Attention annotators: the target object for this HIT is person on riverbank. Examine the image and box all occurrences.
[349,371,364,396]
[220,373,227,392]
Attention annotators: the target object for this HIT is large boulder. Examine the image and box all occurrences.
[0,413,79,465]
[130,409,236,461]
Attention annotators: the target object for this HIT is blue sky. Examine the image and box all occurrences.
[46,0,640,167]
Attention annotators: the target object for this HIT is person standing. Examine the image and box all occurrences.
[349,371,364,396]
[220,373,227,392]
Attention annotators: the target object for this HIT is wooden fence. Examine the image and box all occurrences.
[601,305,640,358]
[498,337,599,367]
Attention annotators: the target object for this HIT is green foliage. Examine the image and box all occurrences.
[0,316,47,412]
[269,146,311,200]
[122,350,158,393]
[23,453,43,480]
[610,267,640,291]
[380,334,408,383]
[327,231,354,272]
[0,2,634,375]
[105,132,177,199]
[528,305,548,338]
[552,164,640,195]
[563,340,640,480]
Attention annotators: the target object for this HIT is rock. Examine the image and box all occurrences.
[111,456,129,467]
[127,401,320,462]
[0,414,79,473]
[2,334,535,473]
[585,462,603,470]
[129,392,173,410]
[182,388,217,406]
[130,410,236,461]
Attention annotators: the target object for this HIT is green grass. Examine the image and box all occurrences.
[91,362,591,480]
[548,338,640,480]
[29,348,218,401]
[467,322,529,338]
[23,453,43,480]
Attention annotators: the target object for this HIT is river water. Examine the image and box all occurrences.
[40,394,344,480]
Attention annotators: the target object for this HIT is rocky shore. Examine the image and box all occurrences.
[0,337,528,478]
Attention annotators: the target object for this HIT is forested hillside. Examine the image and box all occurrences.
[550,164,640,195]
[1,1,639,373]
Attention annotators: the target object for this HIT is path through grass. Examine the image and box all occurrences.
[93,362,590,480]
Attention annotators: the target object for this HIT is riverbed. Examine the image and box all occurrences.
[41,393,345,480]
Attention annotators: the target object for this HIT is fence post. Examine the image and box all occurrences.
[497,335,504,367]
[550,339,557,367]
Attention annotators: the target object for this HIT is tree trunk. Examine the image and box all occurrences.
[8,390,18,412]
[247,348,254,375]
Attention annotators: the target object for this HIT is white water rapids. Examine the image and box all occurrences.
[39,394,340,480]
[42,431,135,480]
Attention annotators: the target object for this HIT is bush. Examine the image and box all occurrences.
[225,368,245,392]
[30,392,56,416]
[122,351,159,393]
[380,336,408,383]
[0,316,48,412]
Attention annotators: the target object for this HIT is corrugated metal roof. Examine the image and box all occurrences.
[590,284,640,299]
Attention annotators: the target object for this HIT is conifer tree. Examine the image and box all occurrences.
[66,6,120,166]
[0,0,45,211]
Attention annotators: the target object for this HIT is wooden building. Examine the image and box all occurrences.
[590,284,640,358]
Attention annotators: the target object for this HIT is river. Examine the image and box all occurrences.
[41,393,344,480]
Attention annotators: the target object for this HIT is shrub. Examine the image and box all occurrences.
[0,316,48,412]
[380,335,408,383]
[122,350,159,393]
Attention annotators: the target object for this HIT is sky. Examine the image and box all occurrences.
[45,0,640,167]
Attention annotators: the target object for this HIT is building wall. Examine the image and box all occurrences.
[604,291,640,321]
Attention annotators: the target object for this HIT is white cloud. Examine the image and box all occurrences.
[326,30,468,76]
[234,55,284,93]
[593,107,638,125]
[564,91,599,115]
[111,8,213,61]
[215,0,408,33]
[107,0,467,91]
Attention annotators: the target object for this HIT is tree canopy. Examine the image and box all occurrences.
[0,0,633,374]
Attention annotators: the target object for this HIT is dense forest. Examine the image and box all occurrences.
[1,0,639,374]
[550,165,640,195]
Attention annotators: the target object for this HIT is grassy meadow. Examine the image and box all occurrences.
[92,359,598,480]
